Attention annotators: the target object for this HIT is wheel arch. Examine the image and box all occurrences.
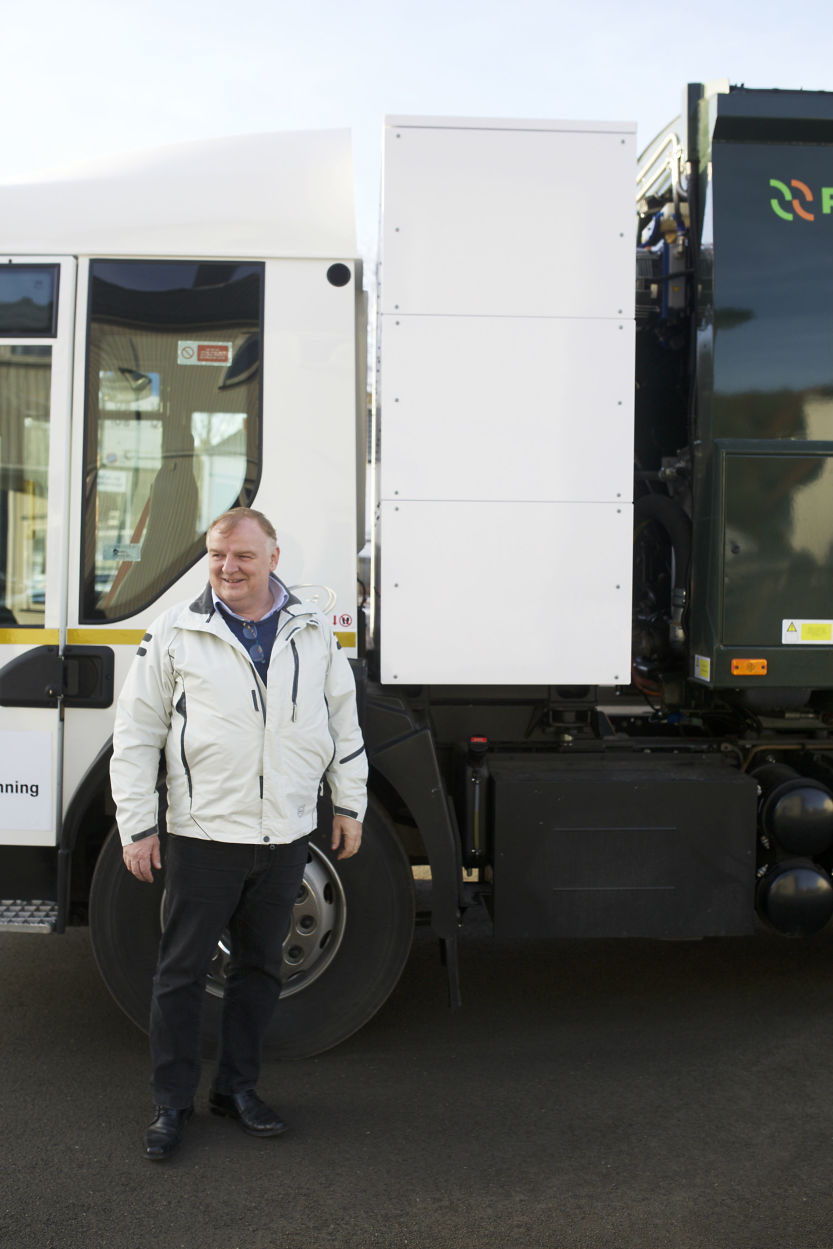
[364,683,464,943]
[59,738,118,926]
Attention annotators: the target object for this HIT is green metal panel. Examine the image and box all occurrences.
[722,446,833,646]
[689,89,833,688]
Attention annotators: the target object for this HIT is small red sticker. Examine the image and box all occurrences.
[197,344,231,364]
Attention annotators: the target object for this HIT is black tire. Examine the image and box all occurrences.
[88,796,415,1059]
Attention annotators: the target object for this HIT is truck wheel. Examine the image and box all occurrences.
[89,797,415,1059]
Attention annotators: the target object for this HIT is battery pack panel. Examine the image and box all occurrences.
[490,756,757,939]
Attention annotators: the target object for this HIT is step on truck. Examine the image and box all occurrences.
[1,81,832,1056]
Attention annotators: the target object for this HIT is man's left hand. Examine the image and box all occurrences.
[331,815,362,860]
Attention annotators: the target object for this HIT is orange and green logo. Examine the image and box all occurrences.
[770,178,833,221]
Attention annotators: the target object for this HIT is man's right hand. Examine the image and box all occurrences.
[123,834,162,883]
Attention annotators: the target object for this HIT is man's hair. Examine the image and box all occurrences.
[208,507,277,544]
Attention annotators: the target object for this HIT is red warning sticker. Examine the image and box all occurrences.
[178,341,233,366]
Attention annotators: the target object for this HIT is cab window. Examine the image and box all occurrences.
[0,265,58,337]
[81,261,263,622]
[0,345,51,626]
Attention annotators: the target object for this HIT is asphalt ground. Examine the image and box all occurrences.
[3,899,833,1249]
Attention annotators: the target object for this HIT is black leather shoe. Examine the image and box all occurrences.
[143,1104,193,1161]
[208,1089,287,1137]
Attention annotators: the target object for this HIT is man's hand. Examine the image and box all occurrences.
[123,834,162,883]
[331,815,362,860]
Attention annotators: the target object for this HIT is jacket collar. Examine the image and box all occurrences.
[188,574,301,622]
[179,575,313,636]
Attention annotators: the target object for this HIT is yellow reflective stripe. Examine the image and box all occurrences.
[2,626,356,649]
[67,629,146,645]
[0,629,60,644]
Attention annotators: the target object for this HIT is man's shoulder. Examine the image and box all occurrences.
[143,585,214,640]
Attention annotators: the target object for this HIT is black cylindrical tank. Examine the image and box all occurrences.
[757,858,833,936]
[753,763,833,857]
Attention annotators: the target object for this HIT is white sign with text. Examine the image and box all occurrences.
[0,731,53,832]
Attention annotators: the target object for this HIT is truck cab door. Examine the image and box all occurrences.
[0,257,76,905]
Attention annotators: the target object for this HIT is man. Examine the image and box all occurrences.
[110,507,367,1161]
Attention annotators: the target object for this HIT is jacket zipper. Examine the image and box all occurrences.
[289,638,299,722]
[249,667,266,801]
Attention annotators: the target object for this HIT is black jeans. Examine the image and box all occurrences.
[149,833,309,1108]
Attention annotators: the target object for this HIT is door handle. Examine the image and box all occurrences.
[0,645,114,708]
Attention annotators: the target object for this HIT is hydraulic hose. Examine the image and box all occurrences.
[634,493,692,651]
[634,493,691,590]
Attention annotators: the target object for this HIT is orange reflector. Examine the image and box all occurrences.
[731,658,767,676]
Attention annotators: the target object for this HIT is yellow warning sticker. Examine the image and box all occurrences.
[782,619,833,645]
[694,654,711,682]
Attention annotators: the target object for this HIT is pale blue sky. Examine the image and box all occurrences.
[2,0,831,258]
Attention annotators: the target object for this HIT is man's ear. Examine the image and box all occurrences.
[271,545,280,572]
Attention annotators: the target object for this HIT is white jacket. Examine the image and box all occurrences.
[110,578,367,847]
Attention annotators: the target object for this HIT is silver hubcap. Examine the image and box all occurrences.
[163,844,347,1001]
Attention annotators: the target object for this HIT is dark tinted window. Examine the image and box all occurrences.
[0,266,59,337]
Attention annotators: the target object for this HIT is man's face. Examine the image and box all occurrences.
[206,518,279,618]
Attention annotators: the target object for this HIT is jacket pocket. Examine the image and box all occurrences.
[175,692,192,801]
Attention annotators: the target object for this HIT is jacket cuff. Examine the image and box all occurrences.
[130,826,159,843]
